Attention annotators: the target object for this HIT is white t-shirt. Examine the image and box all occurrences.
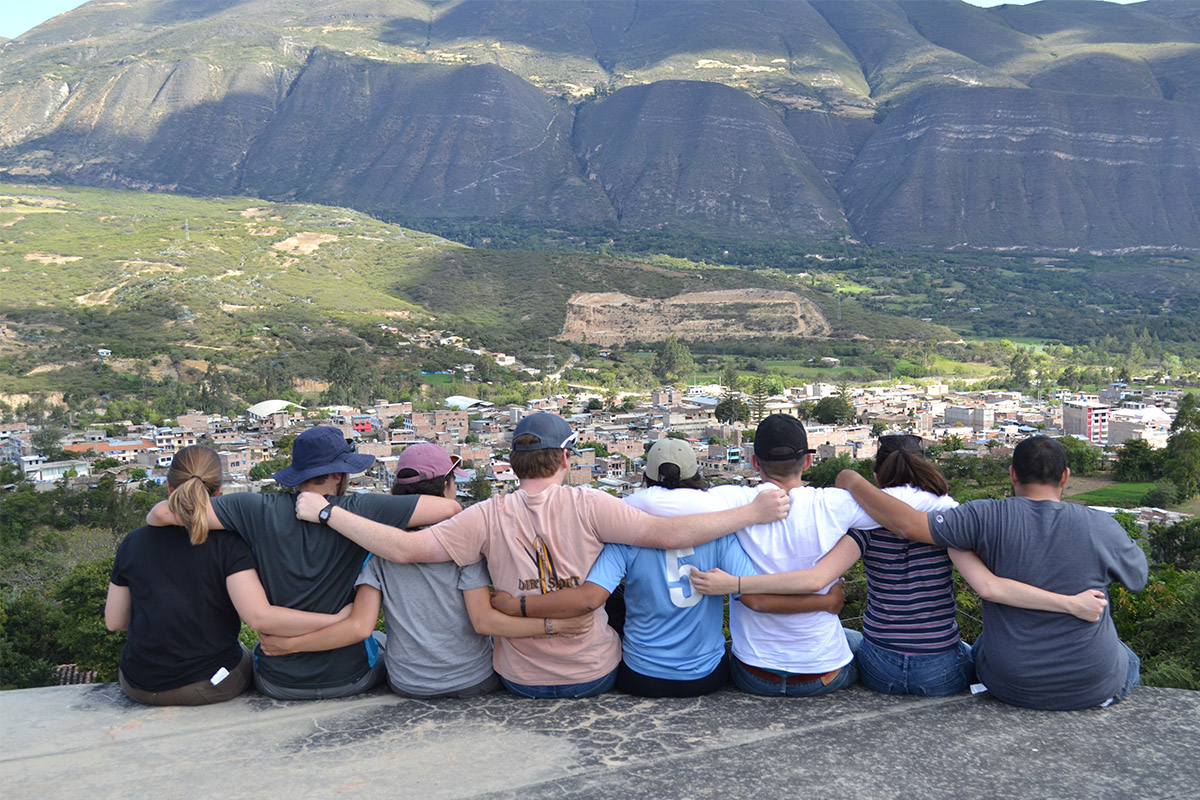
[627,482,950,673]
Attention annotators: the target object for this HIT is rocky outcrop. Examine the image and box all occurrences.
[560,289,830,347]
[839,87,1200,250]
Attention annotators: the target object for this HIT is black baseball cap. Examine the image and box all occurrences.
[754,414,815,462]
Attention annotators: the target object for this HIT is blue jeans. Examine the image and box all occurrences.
[856,637,975,697]
[254,632,388,700]
[500,666,618,699]
[1104,642,1141,706]
[732,628,862,697]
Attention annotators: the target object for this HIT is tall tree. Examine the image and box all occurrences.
[654,336,694,385]
[1165,394,1200,501]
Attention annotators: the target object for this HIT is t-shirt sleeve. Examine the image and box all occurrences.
[356,555,384,591]
[885,485,959,513]
[427,501,490,567]
[219,533,257,577]
[587,489,661,542]
[1100,518,1150,592]
[717,534,758,578]
[822,487,881,532]
[927,500,993,551]
[110,537,130,586]
[341,493,417,529]
[847,527,870,552]
[583,543,629,593]
[457,558,492,592]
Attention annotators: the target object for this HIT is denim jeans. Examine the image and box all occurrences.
[1103,641,1141,707]
[254,632,388,700]
[856,637,975,697]
[500,666,618,699]
[732,628,862,697]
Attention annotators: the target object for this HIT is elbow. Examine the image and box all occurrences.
[738,595,765,612]
[347,617,375,642]
[104,614,127,632]
[972,581,999,603]
[242,610,269,631]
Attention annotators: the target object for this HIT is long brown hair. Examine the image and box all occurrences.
[166,445,223,545]
[874,435,948,496]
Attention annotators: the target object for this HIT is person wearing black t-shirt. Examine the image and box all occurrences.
[106,446,349,705]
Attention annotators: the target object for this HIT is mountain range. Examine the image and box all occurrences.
[1,0,1199,251]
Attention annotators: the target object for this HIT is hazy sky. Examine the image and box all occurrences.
[0,0,1147,41]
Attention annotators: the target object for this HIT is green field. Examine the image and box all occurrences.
[1067,483,1155,508]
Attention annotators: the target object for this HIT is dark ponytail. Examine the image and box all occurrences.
[643,462,710,491]
[874,435,948,496]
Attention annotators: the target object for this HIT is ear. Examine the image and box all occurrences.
[1059,467,1071,489]
[802,453,814,472]
[749,454,760,472]
[561,450,570,469]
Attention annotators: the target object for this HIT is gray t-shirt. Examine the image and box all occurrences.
[929,498,1148,710]
[358,556,494,697]
[212,492,417,691]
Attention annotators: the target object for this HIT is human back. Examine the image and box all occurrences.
[437,480,623,685]
[942,497,1143,708]
[926,435,1149,709]
[212,491,397,689]
[108,445,255,704]
[594,440,755,695]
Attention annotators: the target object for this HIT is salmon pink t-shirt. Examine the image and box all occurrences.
[429,484,647,685]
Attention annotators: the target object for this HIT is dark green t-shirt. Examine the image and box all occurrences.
[213,492,417,690]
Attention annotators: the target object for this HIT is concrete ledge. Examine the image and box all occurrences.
[2,684,1197,799]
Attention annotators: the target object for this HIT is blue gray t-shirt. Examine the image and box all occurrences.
[213,492,417,691]
[929,498,1148,710]
[585,534,757,680]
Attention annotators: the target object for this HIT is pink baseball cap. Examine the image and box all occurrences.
[393,443,468,484]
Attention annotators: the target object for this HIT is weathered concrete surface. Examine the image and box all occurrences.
[1,684,1197,799]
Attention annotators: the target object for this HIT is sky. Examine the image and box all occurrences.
[0,0,1146,41]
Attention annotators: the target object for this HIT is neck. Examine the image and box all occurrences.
[519,472,566,495]
[764,475,804,491]
[300,476,341,496]
[1013,483,1062,502]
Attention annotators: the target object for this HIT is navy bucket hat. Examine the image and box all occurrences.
[272,426,376,487]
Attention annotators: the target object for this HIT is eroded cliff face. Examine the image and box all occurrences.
[574,81,848,239]
[239,54,614,222]
[2,0,1199,250]
[840,87,1200,250]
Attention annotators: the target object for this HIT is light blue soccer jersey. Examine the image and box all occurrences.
[585,534,757,680]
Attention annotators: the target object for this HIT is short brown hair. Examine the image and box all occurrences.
[758,456,805,482]
[509,434,563,479]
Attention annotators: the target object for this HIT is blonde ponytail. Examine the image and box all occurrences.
[166,446,223,545]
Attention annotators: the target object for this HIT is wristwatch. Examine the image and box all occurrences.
[317,501,336,524]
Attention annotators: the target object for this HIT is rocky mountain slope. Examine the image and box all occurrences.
[1,0,1198,250]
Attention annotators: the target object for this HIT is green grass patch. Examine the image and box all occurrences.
[1066,483,1155,508]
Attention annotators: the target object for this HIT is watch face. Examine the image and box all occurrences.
[319,504,332,523]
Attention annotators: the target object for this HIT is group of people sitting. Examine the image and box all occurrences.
[106,412,1148,711]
